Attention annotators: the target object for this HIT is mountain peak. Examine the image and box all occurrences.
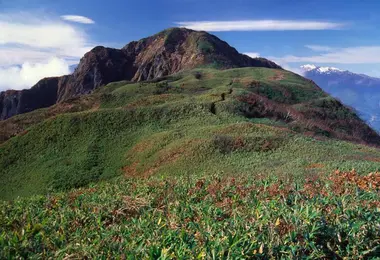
[301,64,344,73]
[300,64,317,71]
[122,27,281,81]
[317,66,343,73]
[1,27,281,120]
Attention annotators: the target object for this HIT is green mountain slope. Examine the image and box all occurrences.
[1,67,380,200]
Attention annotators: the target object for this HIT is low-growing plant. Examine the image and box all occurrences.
[1,171,379,258]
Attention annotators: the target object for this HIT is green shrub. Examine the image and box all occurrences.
[198,40,214,54]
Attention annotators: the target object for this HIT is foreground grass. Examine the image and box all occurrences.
[1,170,379,258]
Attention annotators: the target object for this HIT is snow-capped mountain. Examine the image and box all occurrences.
[301,64,344,74]
[301,64,380,132]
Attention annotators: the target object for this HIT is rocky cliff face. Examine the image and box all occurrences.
[0,78,59,120]
[56,47,137,102]
[122,28,280,81]
[0,27,281,120]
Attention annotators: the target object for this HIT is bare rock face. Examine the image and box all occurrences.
[0,78,59,120]
[122,28,280,81]
[57,47,137,102]
[0,28,281,120]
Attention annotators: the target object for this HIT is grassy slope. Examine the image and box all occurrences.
[1,67,380,200]
[1,67,380,258]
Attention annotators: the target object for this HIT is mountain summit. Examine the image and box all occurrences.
[0,28,280,120]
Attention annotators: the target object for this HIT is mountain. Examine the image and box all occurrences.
[0,28,280,120]
[301,64,380,132]
[2,64,380,199]
[1,29,380,258]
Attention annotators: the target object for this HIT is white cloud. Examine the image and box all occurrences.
[244,52,260,58]
[244,52,303,75]
[278,62,304,76]
[176,20,344,31]
[271,46,380,64]
[0,57,70,90]
[61,15,95,24]
[0,19,89,50]
[0,12,95,91]
[300,64,317,71]
[305,45,334,52]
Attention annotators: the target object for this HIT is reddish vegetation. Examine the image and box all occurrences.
[328,170,380,193]
[239,77,261,87]
[186,171,379,204]
[237,93,380,146]
[125,139,203,178]
[123,150,181,178]
[142,145,190,177]
[269,71,285,81]
[238,93,303,122]
[123,161,140,178]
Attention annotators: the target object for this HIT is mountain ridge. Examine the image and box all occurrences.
[0,27,280,120]
[1,29,380,201]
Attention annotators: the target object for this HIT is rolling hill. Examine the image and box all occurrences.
[1,66,380,200]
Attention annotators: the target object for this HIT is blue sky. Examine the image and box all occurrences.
[1,0,380,90]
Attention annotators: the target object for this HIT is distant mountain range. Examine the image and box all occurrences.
[301,65,380,132]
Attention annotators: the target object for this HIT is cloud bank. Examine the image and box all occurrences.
[271,46,380,64]
[0,58,70,90]
[244,52,260,58]
[304,45,334,52]
[61,15,95,24]
[0,12,95,91]
[176,20,344,31]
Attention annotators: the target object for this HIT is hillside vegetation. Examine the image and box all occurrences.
[0,68,378,199]
[1,67,380,200]
[1,67,380,258]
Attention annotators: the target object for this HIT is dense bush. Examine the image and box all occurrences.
[198,40,214,54]
[193,71,202,79]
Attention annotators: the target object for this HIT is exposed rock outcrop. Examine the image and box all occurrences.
[0,78,59,120]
